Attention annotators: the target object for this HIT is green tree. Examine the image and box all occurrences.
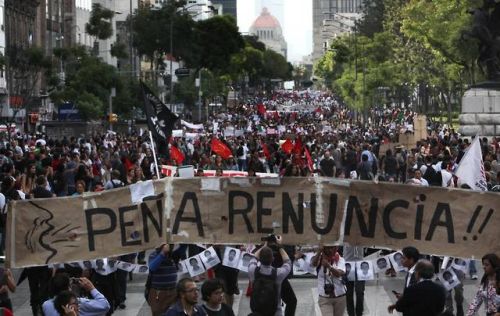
[86,3,115,40]
[194,15,245,72]
[6,46,52,127]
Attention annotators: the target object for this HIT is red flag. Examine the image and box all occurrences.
[314,107,322,114]
[170,145,185,164]
[211,138,233,159]
[293,137,303,155]
[304,147,314,172]
[281,139,293,154]
[257,103,266,116]
[262,141,271,159]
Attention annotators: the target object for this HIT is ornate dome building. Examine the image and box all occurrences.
[249,7,287,58]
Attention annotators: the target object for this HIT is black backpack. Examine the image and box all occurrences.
[250,266,278,316]
[423,165,441,186]
[236,146,244,157]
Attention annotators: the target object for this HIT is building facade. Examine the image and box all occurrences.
[249,7,287,58]
[210,0,236,19]
[312,0,363,64]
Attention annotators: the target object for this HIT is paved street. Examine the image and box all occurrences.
[8,265,486,316]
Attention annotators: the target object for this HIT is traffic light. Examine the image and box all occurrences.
[108,113,118,123]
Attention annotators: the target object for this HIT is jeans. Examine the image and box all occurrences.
[346,280,365,316]
[469,260,477,276]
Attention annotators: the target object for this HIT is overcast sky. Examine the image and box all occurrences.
[237,0,313,63]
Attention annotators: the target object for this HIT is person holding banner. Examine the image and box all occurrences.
[147,244,187,316]
[466,253,500,316]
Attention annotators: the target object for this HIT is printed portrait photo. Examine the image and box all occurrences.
[374,256,390,273]
[237,252,255,272]
[345,261,356,281]
[451,258,468,273]
[222,247,241,268]
[356,261,374,281]
[186,255,206,277]
[199,247,220,269]
[439,269,461,291]
[389,251,407,272]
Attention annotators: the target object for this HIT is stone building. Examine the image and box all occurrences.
[249,7,287,58]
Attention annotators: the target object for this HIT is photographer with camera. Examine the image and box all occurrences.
[248,235,292,316]
[253,234,297,316]
[42,273,110,316]
[311,245,347,316]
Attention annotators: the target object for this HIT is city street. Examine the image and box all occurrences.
[8,263,486,316]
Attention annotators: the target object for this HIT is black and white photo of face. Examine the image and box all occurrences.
[190,258,200,271]
[204,250,214,262]
[96,259,105,271]
[242,254,252,267]
[443,271,454,284]
[377,258,388,270]
[228,249,237,262]
[360,262,370,275]
[345,263,351,274]
[138,265,148,273]
[83,261,92,269]
[394,253,403,266]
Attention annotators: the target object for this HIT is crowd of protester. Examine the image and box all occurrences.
[0,90,498,315]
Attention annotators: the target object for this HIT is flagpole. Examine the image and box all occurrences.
[149,130,161,180]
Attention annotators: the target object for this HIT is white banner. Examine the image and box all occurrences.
[455,137,487,191]
[181,120,204,130]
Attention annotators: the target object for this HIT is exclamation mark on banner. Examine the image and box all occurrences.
[464,206,494,241]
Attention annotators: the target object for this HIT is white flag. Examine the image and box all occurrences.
[455,137,487,191]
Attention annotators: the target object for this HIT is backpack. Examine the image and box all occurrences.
[250,266,278,316]
[423,165,441,186]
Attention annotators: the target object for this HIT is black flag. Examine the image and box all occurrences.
[140,81,178,142]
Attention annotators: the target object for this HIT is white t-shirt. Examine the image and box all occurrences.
[316,257,347,297]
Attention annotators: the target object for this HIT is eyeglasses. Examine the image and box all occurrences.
[184,288,199,293]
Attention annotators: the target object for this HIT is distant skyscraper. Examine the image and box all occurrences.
[210,0,237,20]
[312,0,363,64]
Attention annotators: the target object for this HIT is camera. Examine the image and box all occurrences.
[70,277,80,285]
[324,284,335,296]
[261,234,277,243]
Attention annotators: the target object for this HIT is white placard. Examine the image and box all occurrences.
[356,261,375,281]
[199,247,221,269]
[222,247,241,268]
[293,258,308,275]
[389,252,407,272]
[451,258,468,273]
[438,269,461,291]
[129,180,154,203]
[186,255,206,277]
[201,178,220,191]
[345,261,356,281]
[133,265,150,274]
[117,261,136,272]
[237,252,255,272]
[178,165,195,178]
[374,256,391,273]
